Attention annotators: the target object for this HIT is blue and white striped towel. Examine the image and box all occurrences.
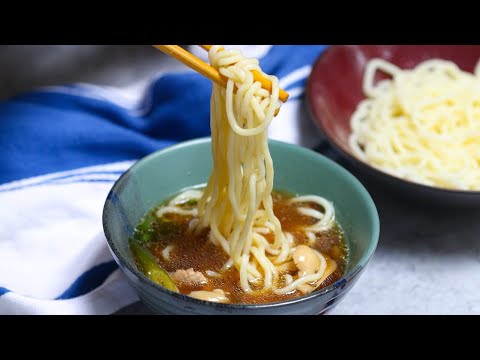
[0,45,327,314]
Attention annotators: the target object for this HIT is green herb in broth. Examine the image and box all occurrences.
[133,212,183,244]
[132,213,157,244]
[180,199,198,208]
[154,218,181,237]
[129,239,178,292]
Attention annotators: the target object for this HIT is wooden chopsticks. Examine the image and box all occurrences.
[153,45,227,89]
[153,45,289,104]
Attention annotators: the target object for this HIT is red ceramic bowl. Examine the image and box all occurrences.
[306,45,480,206]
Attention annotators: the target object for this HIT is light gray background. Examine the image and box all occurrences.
[2,45,478,315]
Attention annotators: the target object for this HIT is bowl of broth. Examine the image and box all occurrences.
[103,138,379,315]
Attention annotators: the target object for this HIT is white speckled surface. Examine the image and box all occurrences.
[2,45,478,315]
[328,178,480,315]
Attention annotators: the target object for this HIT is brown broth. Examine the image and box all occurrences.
[131,191,348,304]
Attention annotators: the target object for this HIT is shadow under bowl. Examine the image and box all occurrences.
[103,138,379,315]
[306,45,480,207]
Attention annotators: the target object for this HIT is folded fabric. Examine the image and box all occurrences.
[0,45,327,314]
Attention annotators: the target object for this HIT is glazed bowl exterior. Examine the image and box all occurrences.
[103,138,379,314]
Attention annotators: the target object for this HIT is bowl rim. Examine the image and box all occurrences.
[306,44,480,196]
[103,137,380,310]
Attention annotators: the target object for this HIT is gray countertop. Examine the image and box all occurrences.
[2,45,478,315]
[329,172,480,315]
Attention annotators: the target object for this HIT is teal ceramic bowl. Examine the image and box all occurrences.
[103,138,379,315]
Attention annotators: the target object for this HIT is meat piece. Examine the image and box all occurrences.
[297,284,315,295]
[292,245,322,277]
[189,289,229,303]
[171,268,207,285]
